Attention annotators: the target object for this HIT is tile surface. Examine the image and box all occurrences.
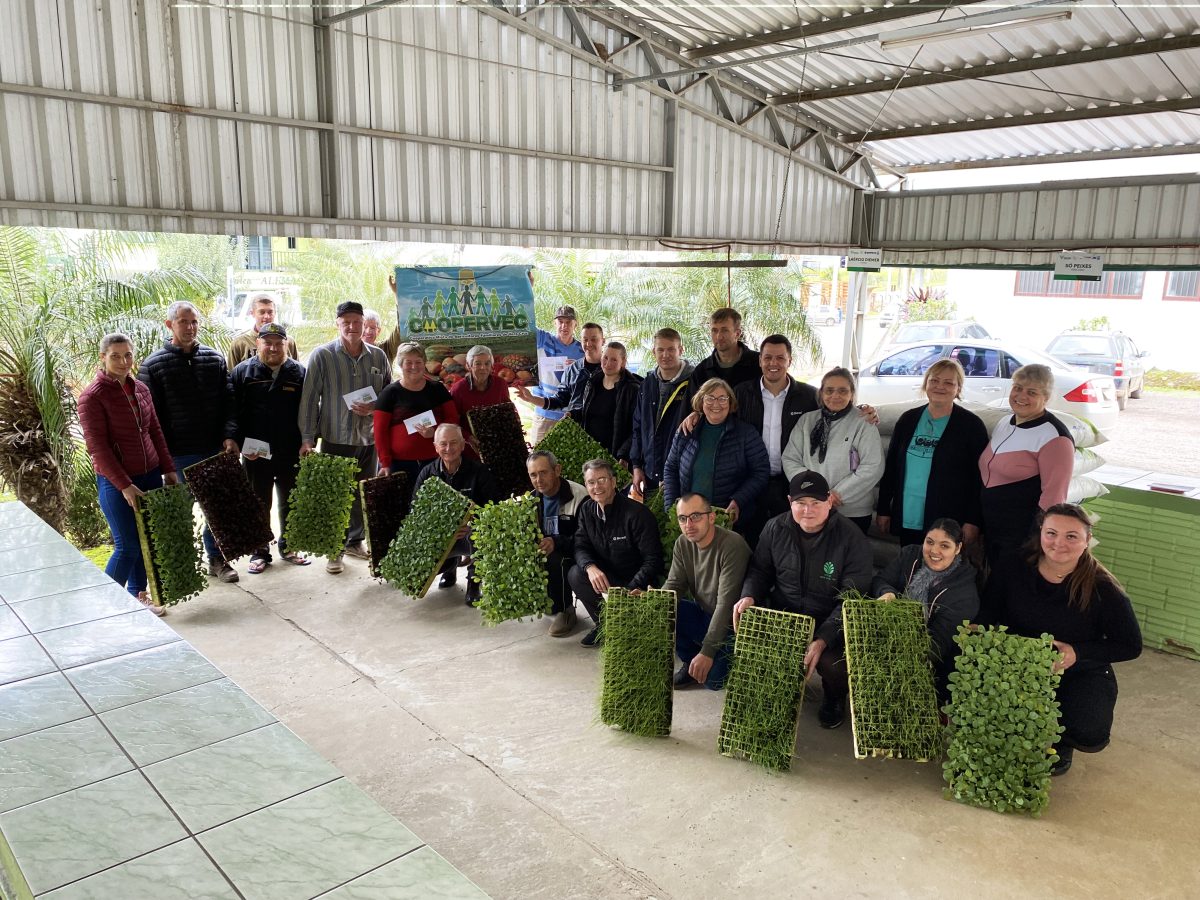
[0,542,84,577]
[38,839,239,900]
[317,847,487,900]
[37,610,179,669]
[100,677,275,766]
[11,583,142,634]
[0,562,111,604]
[0,523,60,554]
[0,604,28,640]
[0,503,42,529]
[0,634,55,685]
[0,770,187,894]
[0,718,133,814]
[199,779,422,900]
[65,641,222,714]
[0,672,91,741]
[145,723,340,832]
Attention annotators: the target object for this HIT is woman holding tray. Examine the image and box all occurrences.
[979,503,1142,777]
[78,333,179,616]
[373,341,459,485]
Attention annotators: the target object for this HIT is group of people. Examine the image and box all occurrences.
[79,296,1141,778]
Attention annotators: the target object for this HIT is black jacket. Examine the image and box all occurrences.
[876,403,989,532]
[573,493,664,590]
[733,377,819,454]
[227,357,306,461]
[138,341,235,456]
[570,369,643,460]
[628,364,695,482]
[413,456,501,508]
[741,509,874,647]
[689,344,761,391]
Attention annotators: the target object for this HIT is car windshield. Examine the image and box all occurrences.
[1048,335,1111,356]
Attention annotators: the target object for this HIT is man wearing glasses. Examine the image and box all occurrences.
[568,459,663,647]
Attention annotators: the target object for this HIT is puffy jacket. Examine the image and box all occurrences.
[733,377,818,453]
[573,493,663,589]
[740,509,874,647]
[628,362,695,483]
[226,329,299,369]
[534,478,589,557]
[571,369,643,460]
[137,341,235,456]
[78,371,176,490]
[689,344,761,391]
[227,357,306,461]
[662,416,770,520]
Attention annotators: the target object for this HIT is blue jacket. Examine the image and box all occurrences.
[662,416,770,520]
[628,363,695,483]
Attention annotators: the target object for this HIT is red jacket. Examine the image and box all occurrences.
[450,375,512,457]
[78,370,176,490]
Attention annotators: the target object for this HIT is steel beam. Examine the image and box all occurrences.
[708,77,735,122]
[561,4,600,57]
[314,0,406,28]
[896,143,1200,172]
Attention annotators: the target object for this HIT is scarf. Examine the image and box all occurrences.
[810,404,852,464]
[908,554,963,612]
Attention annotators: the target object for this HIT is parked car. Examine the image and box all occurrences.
[856,338,1120,432]
[809,303,842,326]
[882,319,992,347]
[1045,331,1148,410]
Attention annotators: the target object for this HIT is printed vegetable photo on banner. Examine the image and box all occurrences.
[395,265,538,389]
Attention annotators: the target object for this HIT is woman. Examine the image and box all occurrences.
[979,363,1075,567]
[980,503,1142,776]
[782,367,883,534]
[662,378,769,529]
[373,342,459,484]
[449,345,511,458]
[876,358,989,548]
[77,333,179,615]
[871,518,980,700]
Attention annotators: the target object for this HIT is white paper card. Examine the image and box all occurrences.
[538,354,571,387]
[403,409,438,435]
[242,437,272,460]
[342,385,378,409]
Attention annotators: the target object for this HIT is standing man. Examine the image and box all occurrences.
[517,321,604,422]
[139,301,239,583]
[568,459,663,647]
[629,327,694,497]
[228,324,310,574]
[527,450,589,637]
[226,293,300,368]
[689,307,761,391]
[662,493,752,690]
[733,471,874,729]
[531,305,585,443]
[298,301,392,574]
[363,308,403,367]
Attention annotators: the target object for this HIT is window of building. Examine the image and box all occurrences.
[246,235,273,271]
[1013,270,1145,299]
[1163,271,1200,302]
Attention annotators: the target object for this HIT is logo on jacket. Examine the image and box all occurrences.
[822,561,835,580]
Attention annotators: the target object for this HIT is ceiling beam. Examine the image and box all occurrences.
[896,143,1200,172]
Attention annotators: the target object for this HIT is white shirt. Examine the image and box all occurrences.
[759,378,787,476]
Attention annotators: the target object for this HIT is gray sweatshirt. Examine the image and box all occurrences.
[781,409,884,518]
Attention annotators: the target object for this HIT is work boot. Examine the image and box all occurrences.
[343,541,370,560]
[548,607,578,637]
[209,559,239,583]
[818,694,846,729]
[465,580,481,607]
[1051,746,1074,777]
[438,558,459,589]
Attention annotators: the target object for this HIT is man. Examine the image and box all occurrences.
[568,458,663,647]
[139,301,239,582]
[661,493,751,690]
[629,327,694,496]
[530,305,585,443]
[298,300,392,574]
[689,307,760,391]
[228,323,310,574]
[517,322,604,421]
[527,450,589,637]
[733,470,873,729]
[363,307,403,367]
[412,424,499,605]
[226,293,300,368]
[450,345,511,457]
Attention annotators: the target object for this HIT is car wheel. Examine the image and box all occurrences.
[1130,383,1143,399]
[826,317,836,326]
[1117,390,1127,411]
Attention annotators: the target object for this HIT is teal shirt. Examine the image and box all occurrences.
[688,422,723,502]
[901,408,950,530]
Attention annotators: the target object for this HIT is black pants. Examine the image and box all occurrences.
[244,454,299,561]
[438,535,476,590]
[319,441,376,546]
[815,644,849,701]
[546,550,574,614]
[742,474,789,548]
[1057,665,1118,752]
[566,563,638,624]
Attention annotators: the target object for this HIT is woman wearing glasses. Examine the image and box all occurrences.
[662,378,769,532]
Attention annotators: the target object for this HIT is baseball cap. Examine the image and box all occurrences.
[336,301,364,318]
[554,305,578,321]
[257,323,287,339]
[788,470,831,501]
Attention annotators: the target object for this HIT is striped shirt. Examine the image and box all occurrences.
[299,339,392,446]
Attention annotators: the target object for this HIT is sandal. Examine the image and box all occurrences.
[248,558,269,575]
[280,551,311,566]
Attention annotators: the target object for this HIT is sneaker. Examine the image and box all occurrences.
[137,592,167,617]
[1050,746,1074,777]
[326,554,345,575]
[580,625,603,648]
[673,666,697,689]
[548,607,578,638]
[818,695,846,729]
[344,541,370,561]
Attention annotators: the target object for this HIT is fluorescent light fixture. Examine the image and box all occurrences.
[879,5,1075,52]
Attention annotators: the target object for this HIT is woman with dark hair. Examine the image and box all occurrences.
[871,518,980,699]
[570,341,643,464]
[980,503,1142,776]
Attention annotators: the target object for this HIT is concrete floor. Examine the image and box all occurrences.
[166,558,1200,900]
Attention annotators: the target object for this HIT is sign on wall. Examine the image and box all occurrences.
[846,248,883,272]
[1053,252,1104,282]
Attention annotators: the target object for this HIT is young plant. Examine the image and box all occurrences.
[468,401,531,499]
[600,587,676,737]
[645,485,731,561]
[360,471,411,578]
[842,595,943,761]
[535,416,631,488]
[284,453,360,559]
[380,476,475,597]
[943,625,1064,816]
[471,494,551,625]
[718,606,814,772]
[134,484,205,606]
[183,452,274,560]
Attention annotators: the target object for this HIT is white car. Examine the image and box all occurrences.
[856,339,1120,432]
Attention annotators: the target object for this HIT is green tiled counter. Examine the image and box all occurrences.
[0,502,488,899]
[1085,486,1200,661]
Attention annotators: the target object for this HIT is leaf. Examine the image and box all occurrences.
[472,495,551,625]
[380,476,475,596]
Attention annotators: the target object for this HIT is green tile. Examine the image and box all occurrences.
[0,718,133,813]
[145,723,340,832]
[38,839,238,900]
[317,847,487,900]
[100,678,275,766]
[65,642,222,714]
[11,584,142,634]
[0,771,186,895]
[198,779,422,900]
[0,606,28,641]
[37,611,180,669]
[0,636,56,686]
[0,673,91,741]
[0,563,111,604]
[0,543,84,578]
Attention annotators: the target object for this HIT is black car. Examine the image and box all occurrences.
[1045,331,1148,410]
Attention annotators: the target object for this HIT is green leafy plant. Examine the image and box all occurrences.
[183,452,274,560]
[134,484,205,606]
[360,471,411,578]
[471,494,551,625]
[644,485,731,562]
[284,453,360,559]
[943,625,1064,816]
[1072,315,1111,332]
[600,587,676,737]
[900,286,956,323]
[842,596,943,761]
[380,476,475,597]
[718,606,814,771]
[468,401,531,499]
[535,416,631,488]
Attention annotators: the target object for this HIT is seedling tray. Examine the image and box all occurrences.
[360,471,411,577]
[535,415,631,488]
[600,587,677,737]
[183,452,273,561]
[381,476,475,598]
[133,484,205,607]
[472,494,551,625]
[468,401,531,499]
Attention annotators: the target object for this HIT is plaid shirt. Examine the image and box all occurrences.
[299,339,391,446]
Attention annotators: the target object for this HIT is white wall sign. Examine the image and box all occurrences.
[1053,252,1104,282]
[846,248,882,272]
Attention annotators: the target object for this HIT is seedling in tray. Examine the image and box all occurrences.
[134,484,206,606]
[380,476,475,597]
[472,494,551,625]
[599,588,676,737]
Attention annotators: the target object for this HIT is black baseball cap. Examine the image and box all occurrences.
[788,470,831,501]
[336,301,364,318]
[257,323,287,339]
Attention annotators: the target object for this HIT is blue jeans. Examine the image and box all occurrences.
[172,453,221,562]
[675,597,735,690]
[97,469,163,596]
